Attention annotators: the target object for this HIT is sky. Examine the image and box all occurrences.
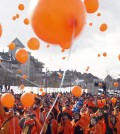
[0,0,120,79]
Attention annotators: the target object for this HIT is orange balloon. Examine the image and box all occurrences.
[21,92,35,107]
[20,84,24,90]
[0,24,2,37]
[89,22,93,26]
[12,16,16,20]
[18,69,22,73]
[16,14,20,19]
[27,37,40,50]
[97,13,101,16]
[41,91,46,96]
[100,23,107,32]
[71,86,82,97]
[24,18,29,25]
[61,48,65,52]
[118,54,120,61]
[40,88,43,92]
[62,57,66,60]
[99,83,102,87]
[114,82,119,87]
[22,74,27,79]
[60,41,71,49]
[30,0,86,44]
[15,48,29,64]
[98,54,100,57]
[103,52,107,57]
[111,98,117,104]
[59,73,62,78]
[18,4,24,11]
[1,93,15,108]
[33,93,37,98]
[84,0,99,13]
[47,44,50,48]
[8,43,16,50]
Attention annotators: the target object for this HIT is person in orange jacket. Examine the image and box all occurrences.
[97,109,106,134]
[62,104,73,117]
[85,117,102,134]
[108,115,120,134]
[19,113,42,134]
[72,112,86,134]
[57,112,73,134]
[43,112,58,134]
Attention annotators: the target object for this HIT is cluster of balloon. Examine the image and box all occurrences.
[84,0,99,13]
[0,24,2,37]
[111,97,117,104]
[103,52,107,57]
[114,82,119,87]
[39,88,43,92]
[1,93,15,108]
[27,37,40,50]
[100,23,107,32]
[23,18,29,25]
[15,48,29,64]
[21,92,34,107]
[22,74,27,79]
[12,14,20,21]
[8,43,16,50]
[29,0,86,49]
[20,84,25,90]
[71,86,82,97]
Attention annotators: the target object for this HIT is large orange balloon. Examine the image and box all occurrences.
[1,93,15,108]
[103,52,107,57]
[15,48,29,64]
[71,86,82,97]
[100,23,107,32]
[21,92,34,107]
[30,0,86,44]
[0,24,2,37]
[18,4,24,11]
[8,43,16,50]
[114,82,119,87]
[41,91,46,96]
[84,0,99,13]
[27,37,40,50]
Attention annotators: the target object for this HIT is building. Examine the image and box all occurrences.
[0,38,44,85]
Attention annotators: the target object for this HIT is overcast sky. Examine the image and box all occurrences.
[0,0,120,79]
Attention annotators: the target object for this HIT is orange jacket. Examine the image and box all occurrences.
[58,119,73,134]
[109,120,120,134]
[62,108,73,116]
[81,113,90,126]
[98,118,106,134]
[85,123,102,134]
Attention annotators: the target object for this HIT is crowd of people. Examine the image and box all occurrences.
[0,89,120,134]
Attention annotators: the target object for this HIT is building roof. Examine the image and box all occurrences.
[12,38,25,48]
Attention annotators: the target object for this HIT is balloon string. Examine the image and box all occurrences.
[40,25,75,134]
